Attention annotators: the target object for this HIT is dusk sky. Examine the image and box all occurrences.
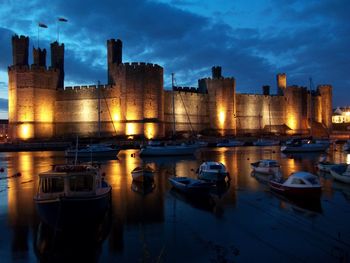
[0,0,349,118]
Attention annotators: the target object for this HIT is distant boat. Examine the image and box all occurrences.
[343,140,350,152]
[251,159,281,175]
[34,164,112,227]
[317,161,347,173]
[131,166,154,183]
[65,143,120,158]
[168,177,213,195]
[268,171,321,198]
[197,161,229,182]
[216,139,244,147]
[139,143,199,157]
[329,165,350,184]
[281,139,329,153]
[253,139,280,146]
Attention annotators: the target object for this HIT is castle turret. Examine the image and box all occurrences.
[277,73,286,95]
[33,47,46,67]
[317,84,333,131]
[50,41,64,89]
[212,66,222,79]
[107,39,122,84]
[12,35,29,66]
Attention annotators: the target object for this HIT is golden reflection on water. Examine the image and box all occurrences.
[347,154,350,164]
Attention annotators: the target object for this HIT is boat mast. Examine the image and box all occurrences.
[309,77,313,137]
[172,73,176,136]
[98,80,101,138]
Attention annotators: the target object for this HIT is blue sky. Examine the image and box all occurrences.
[0,0,349,118]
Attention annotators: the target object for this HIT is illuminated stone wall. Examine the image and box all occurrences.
[164,89,209,135]
[236,94,286,134]
[55,62,164,139]
[8,66,58,139]
[318,85,333,130]
[198,77,236,135]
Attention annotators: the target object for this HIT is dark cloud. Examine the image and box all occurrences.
[0,0,349,107]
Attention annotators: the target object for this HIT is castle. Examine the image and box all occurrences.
[8,35,333,140]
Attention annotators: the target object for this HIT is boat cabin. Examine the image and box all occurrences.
[256,159,280,168]
[199,162,227,173]
[37,165,103,198]
[282,172,320,187]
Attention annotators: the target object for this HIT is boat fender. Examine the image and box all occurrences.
[16,172,21,177]
[102,172,106,177]
[247,158,250,160]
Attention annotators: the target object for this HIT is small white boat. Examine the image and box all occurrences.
[330,165,350,184]
[253,139,280,146]
[131,166,154,183]
[269,171,321,198]
[65,143,120,158]
[139,143,199,156]
[343,140,350,152]
[251,159,280,175]
[197,162,229,182]
[317,161,347,173]
[168,177,213,195]
[34,164,112,227]
[281,139,329,153]
[216,139,244,147]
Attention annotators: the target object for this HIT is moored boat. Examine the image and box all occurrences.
[281,139,329,153]
[253,139,280,146]
[197,161,229,182]
[65,143,120,158]
[216,139,244,147]
[269,171,321,198]
[168,177,213,195]
[139,143,199,156]
[34,164,112,227]
[343,140,350,152]
[329,165,350,184]
[131,179,155,195]
[317,161,347,173]
[131,166,154,183]
[251,159,280,175]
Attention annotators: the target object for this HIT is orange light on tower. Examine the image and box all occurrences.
[219,110,225,127]
[19,123,33,140]
[144,123,156,139]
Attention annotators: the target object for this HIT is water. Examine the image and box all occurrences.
[0,146,350,262]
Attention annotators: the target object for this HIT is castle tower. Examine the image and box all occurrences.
[317,85,333,131]
[277,73,286,95]
[50,41,64,89]
[199,67,236,135]
[107,39,122,84]
[212,66,222,79]
[12,35,29,66]
[32,47,46,67]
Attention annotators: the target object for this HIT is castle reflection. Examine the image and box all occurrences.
[1,146,349,261]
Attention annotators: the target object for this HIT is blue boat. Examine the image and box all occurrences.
[168,177,214,195]
[34,164,112,228]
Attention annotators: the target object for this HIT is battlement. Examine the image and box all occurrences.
[173,86,199,93]
[118,62,162,69]
[64,84,113,91]
[198,77,235,81]
[8,64,59,73]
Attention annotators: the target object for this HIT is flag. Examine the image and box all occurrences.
[38,23,48,28]
[58,17,68,22]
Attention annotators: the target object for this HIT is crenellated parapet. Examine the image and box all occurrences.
[173,86,199,93]
[57,84,114,100]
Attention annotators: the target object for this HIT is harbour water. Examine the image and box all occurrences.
[0,145,350,262]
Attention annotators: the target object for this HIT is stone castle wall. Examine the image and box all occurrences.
[236,94,286,134]
[164,89,209,135]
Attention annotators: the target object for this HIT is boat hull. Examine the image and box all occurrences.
[168,178,213,195]
[34,190,111,228]
[198,171,228,182]
[131,171,154,183]
[330,166,350,184]
[269,180,321,198]
[281,144,328,153]
[251,166,279,175]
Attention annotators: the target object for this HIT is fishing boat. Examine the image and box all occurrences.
[197,161,229,182]
[131,166,154,183]
[216,139,244,147]
[253,139,280,146]
[168,177,213,195]
[329,165,350,184]
[34,164,112,227]
[281,138,329,153]
[139,143,199,157]
[269,171,322,198]
[317,161,347,173]
[131,179,155,195]
[251,159,281,175]
[65,143,120,158]
[343,140,350,152]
